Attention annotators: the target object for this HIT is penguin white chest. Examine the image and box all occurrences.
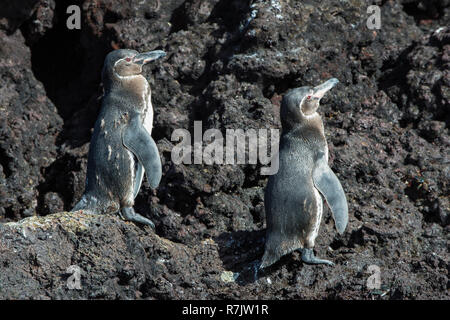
[142,83,154,134]
[308,187,323,246]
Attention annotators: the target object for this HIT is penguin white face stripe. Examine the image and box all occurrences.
[115,73,142,80]
[113,57,142,79]
[299,91,318,119]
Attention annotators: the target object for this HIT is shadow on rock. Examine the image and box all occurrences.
[214,229,265,285]
[36,152,87,215]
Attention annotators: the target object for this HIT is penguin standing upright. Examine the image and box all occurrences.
[261,78,348,268]
[72,49,166,228]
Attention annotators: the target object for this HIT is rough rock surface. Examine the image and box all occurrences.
[0,29,62,220]
[0,0,448,299]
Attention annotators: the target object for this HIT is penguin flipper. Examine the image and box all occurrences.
[122,115,162,189]
[312,153,348,234]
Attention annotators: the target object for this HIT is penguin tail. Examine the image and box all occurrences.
[260,238,305,269]
[71,194,99,213]
[72,194,119,215]
[260,252,277,269]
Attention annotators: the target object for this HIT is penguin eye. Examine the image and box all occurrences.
[125,57,131,62]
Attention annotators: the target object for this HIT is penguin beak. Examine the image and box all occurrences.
[312,78,339,100]
[133,50,166,65]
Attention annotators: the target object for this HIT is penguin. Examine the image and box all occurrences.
[72,49,166,228]
[260,78,348,268]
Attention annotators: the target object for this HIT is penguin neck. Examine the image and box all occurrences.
[301,111,319,120]
[107,73,150,101]
[282,113,324,137]
[282,112,320,130]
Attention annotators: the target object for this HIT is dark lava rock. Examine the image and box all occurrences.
[0,211,225,299]
[0,0,41,34]
[0,0,448,299]
[0,29,62,221]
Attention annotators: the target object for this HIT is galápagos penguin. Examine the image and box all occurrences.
[261,78,348,268]
[72,49,166,228]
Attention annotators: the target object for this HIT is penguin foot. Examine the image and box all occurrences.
[120,207,155,229]
[301,248,334,266]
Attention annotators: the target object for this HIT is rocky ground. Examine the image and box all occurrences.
[0,0,448,299]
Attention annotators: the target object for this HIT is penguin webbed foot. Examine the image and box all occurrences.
[120,207,155,229]
[301,248,334,266]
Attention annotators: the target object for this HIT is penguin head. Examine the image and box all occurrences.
[281,78,339,127]
[102,49,166,86]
